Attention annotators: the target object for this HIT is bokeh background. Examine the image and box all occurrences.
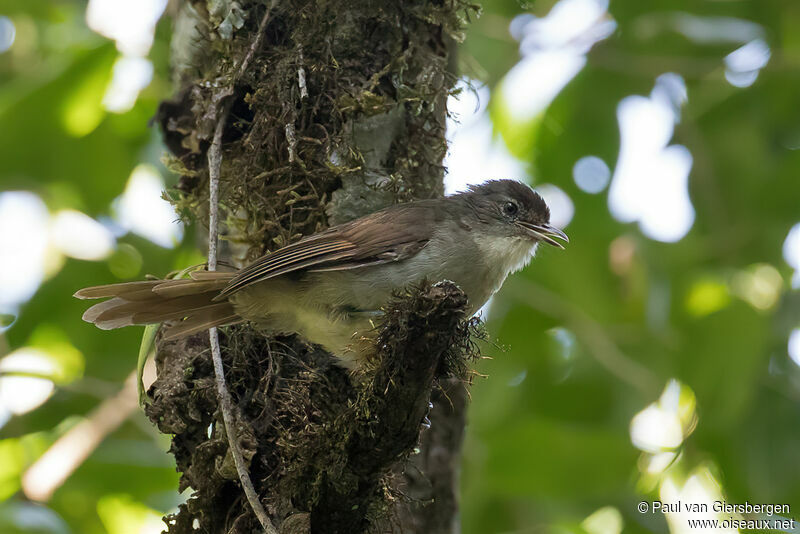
[1,1,799,533]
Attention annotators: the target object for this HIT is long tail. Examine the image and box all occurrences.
[74,271,242,341]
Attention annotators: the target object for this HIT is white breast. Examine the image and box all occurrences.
[473,235,538,294]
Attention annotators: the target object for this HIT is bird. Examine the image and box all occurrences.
[75,179,568,367]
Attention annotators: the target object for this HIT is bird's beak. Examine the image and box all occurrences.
[516,222,569,249]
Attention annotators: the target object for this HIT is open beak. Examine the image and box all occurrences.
[516,222,570,249]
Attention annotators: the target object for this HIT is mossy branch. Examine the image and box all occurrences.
[309,281,470,533]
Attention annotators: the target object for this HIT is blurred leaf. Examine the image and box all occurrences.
[27,325,85,384]
[0,438,24,500]
[0,501,70,534]
[136,325,157,406]
[0,43,146,213]
[107,243,143,280]
[480,417,636,498]
[96,494,163,534]
[678,302,768,431]
[582,506,624,534]
[58,54,111,137]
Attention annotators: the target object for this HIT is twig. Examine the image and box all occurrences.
[207,111,277,534]
[236,2,276,81]
[204,7,279,528]
[285,123,297,162]
[202,2,275,147]
[297,46,308,99]
[207,113,223,271]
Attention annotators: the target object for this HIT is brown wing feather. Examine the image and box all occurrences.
[152,278,231,298]
[215,238,357,299]
[216,202,438,299]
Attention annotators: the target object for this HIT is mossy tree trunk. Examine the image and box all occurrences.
[147,1,478,533]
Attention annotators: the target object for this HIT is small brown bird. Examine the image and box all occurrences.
[75,180,567,366]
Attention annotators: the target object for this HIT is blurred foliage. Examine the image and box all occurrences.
[460,1,800,533]
[0,2,187,533]
[0,1,799,534]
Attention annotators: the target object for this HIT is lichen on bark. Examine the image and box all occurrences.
[148,1,482,532]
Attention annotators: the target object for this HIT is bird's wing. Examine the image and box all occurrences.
[215,203,435,299]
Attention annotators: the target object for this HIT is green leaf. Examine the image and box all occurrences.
[137,325,158,406]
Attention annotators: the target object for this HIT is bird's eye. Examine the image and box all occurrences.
[502,201,519,217]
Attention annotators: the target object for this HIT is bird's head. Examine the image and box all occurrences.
[463,179,569,248]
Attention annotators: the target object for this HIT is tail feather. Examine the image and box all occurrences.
[83,297,139,329]
[76,273,242,339]
[162,307,243,340]
[132,301,229,324]
[92,293,218,324]
[74,281,163,301]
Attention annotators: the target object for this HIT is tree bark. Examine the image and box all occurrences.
[147,1,478,532]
